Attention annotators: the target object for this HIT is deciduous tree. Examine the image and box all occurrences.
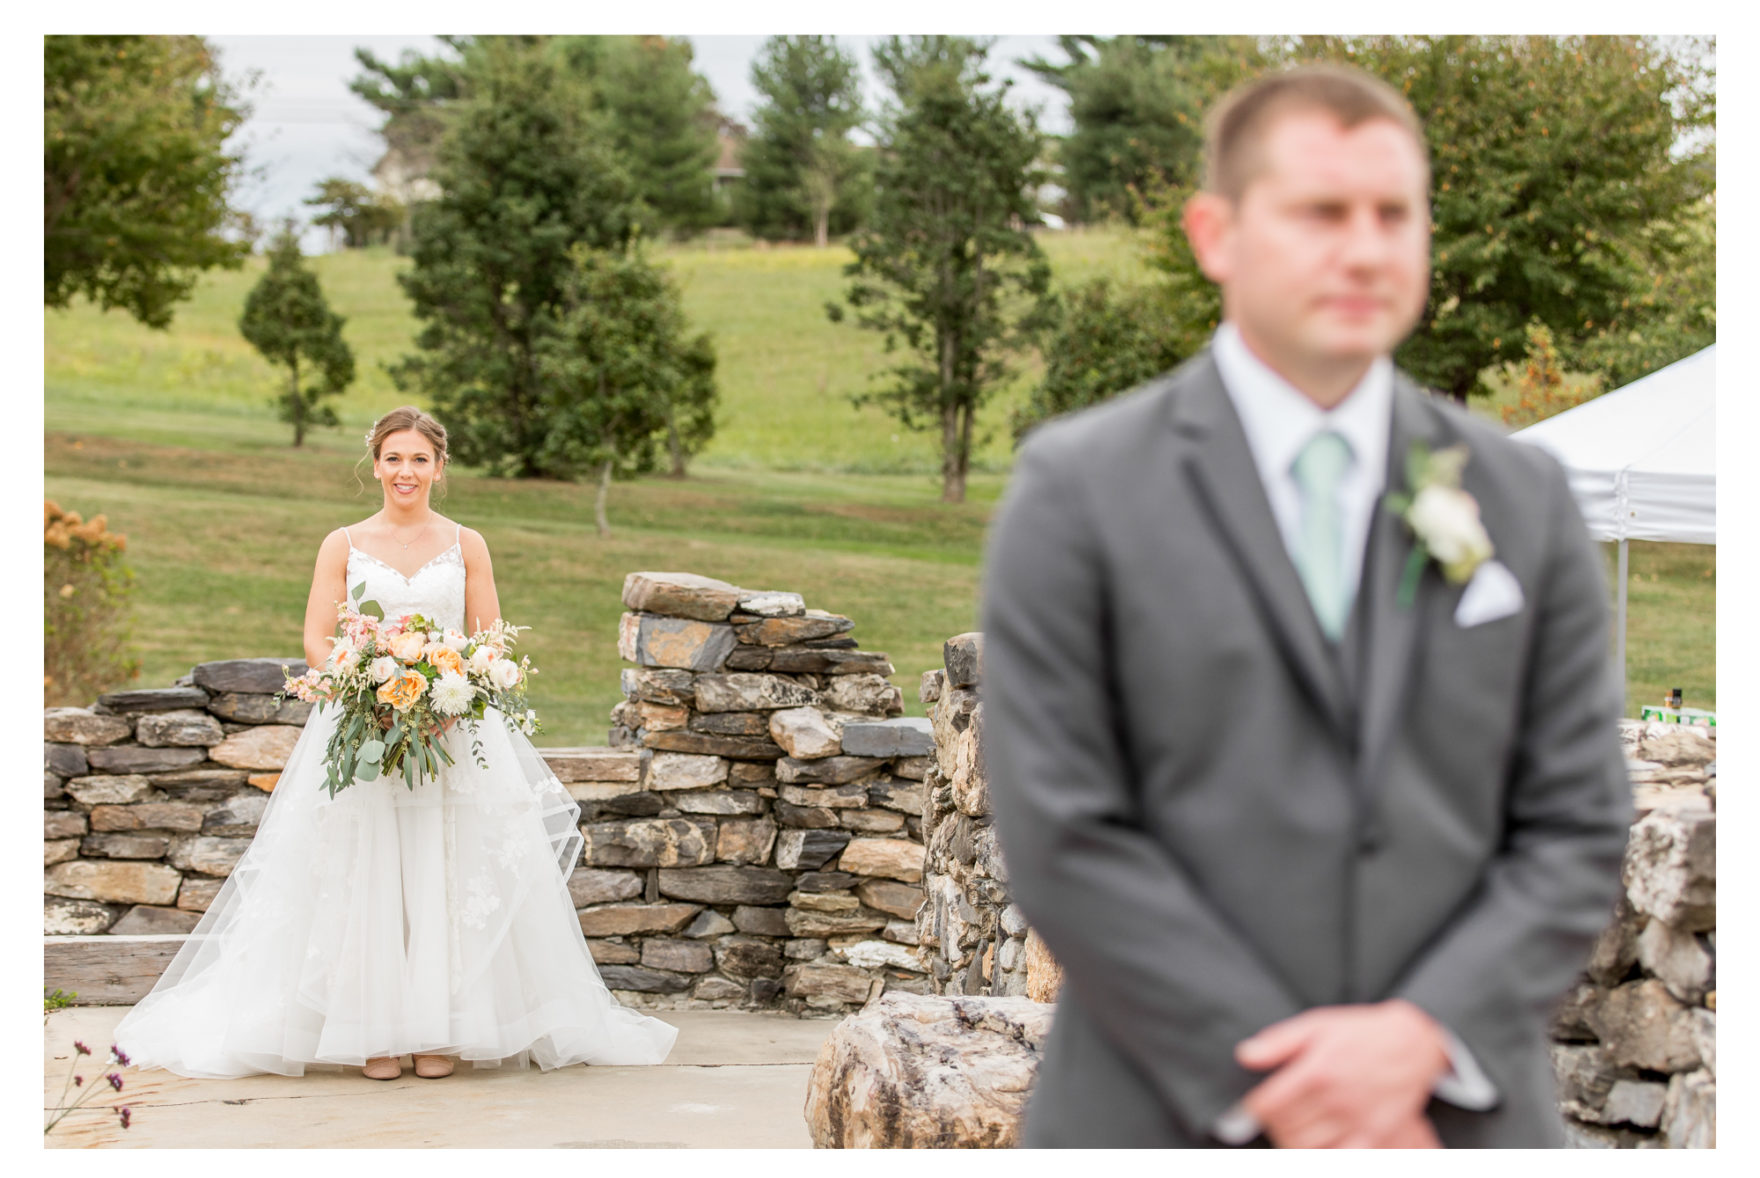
[534,243,719,533]
[830,37,1050,503]
[304,177,404,249]
[45,35,250,328]
[1141,35,1715,402]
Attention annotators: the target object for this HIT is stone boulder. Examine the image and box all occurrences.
[207,725,303,771]
[804,992,1052,1147]
[43,708,133,746]
[1623,811,1715,931]
[134,709,225,747]
[769,707,841,759]
[622,572,744,622]
[618,613,738,672]
[942,633,983,688]
[193,658,306,695]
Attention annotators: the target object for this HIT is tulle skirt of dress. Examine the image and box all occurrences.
[113,703,678,1078]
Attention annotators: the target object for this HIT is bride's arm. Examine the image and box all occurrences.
[460,527,501,634]
[302,529,351,669]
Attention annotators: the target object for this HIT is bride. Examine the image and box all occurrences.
[114,406,678,1080]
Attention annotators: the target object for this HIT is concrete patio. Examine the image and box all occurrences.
[44,1004,839,1148]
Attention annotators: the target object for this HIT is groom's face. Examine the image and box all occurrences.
[1188,108,1430,394]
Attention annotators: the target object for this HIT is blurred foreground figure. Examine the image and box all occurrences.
[983,65,1630,1148]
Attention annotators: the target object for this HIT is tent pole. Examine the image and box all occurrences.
[1616,539,1629,713]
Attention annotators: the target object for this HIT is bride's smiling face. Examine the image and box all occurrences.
[375,428,442,509]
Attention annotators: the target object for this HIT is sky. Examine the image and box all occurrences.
[208,34,1074,253]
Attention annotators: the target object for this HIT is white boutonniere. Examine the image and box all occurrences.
[1384,442,1494,606]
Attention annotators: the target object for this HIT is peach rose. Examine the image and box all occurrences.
[429,646,465,677]
[389,630,428,663]
[376,668,426,710]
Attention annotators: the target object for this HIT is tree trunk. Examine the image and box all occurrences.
[594,455,614,538]
[940,400,963,503]
[814,205,830,249]
[665,408,687,479]
[289,359,305,447]
[938,327,964,504]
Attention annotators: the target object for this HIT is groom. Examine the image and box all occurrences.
[981,65,1631,1148]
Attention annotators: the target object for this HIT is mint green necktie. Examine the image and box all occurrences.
[1291,430,1355,641]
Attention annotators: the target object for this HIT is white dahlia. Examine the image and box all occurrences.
[430,671,476,716]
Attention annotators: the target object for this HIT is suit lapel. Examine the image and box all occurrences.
[1356,377,1451,802]
[1170,354,1353,744]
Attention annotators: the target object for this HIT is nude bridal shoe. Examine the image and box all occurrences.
[412,1054,455,1078]
[363,1056,403,1080]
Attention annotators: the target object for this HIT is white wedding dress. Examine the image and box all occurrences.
[115,530,678,1078]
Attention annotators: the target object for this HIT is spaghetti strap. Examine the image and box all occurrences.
[342,526,354,548]
[454,523,462,547]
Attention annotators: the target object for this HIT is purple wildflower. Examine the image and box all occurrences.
[106,1073,123,1092]
[111,1044,130,1066]
[119,1107,132,1130]
[73,1041,91,1056]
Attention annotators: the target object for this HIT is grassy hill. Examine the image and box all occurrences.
[44,228,1712,736]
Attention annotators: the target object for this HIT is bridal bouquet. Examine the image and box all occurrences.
[281,585,541,797]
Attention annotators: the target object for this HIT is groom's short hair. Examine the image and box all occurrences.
[1204,64,1428,202]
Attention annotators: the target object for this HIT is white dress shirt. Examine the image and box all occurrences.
[1211,320,1392,621]
[1205,322,1497,1143]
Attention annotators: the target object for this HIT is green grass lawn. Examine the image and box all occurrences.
[44,226,1711,735]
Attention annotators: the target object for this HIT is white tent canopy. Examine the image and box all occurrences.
[1511,345,1716,545]
[1510,344,1715,692]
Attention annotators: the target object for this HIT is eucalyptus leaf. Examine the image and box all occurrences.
[359,739,385,763]
[358,598,384,620]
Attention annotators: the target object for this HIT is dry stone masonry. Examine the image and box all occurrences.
[807,634,1715,1149]
[45,573,936,1018]
[45,658,313,939]
[597,572,931,1012]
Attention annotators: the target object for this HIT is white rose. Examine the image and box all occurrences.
[468,646,498,675]
[1409,484,1493,575]
[370,656,398,684]
[489,658,521,691]
[329,639,355,667]
[443,629,469,652]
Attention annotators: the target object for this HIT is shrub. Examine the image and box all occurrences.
[44,501,139,706]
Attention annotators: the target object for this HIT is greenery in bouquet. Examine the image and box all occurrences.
[280,580,540,796]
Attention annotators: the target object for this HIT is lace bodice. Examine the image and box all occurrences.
[345,527,466,633]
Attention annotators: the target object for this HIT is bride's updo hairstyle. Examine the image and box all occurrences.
[356,406,450,497]
[366,405,448,465]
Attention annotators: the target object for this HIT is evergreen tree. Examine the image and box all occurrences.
[45,35,251,328]
[1022,35,1264,224]
[591,37,721,236]
[534,243,719,534]
[238,229,355,446]
[828,37,1051,503]
[389,41,641,477]
[736,36,867,243]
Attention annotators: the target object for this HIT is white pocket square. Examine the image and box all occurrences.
[1454,560,1524,628]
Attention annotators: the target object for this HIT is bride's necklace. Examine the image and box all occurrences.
[385,515,434,551]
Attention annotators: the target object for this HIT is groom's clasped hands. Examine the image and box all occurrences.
[1236,999,1449,1148]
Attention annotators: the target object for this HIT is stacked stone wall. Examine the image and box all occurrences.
[44,659,315,938]
[44,572,937,1017]
[598,573,933,1012]
[907,632,1715,1148]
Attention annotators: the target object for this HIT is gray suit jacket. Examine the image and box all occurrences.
[981,350,1632,1147]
